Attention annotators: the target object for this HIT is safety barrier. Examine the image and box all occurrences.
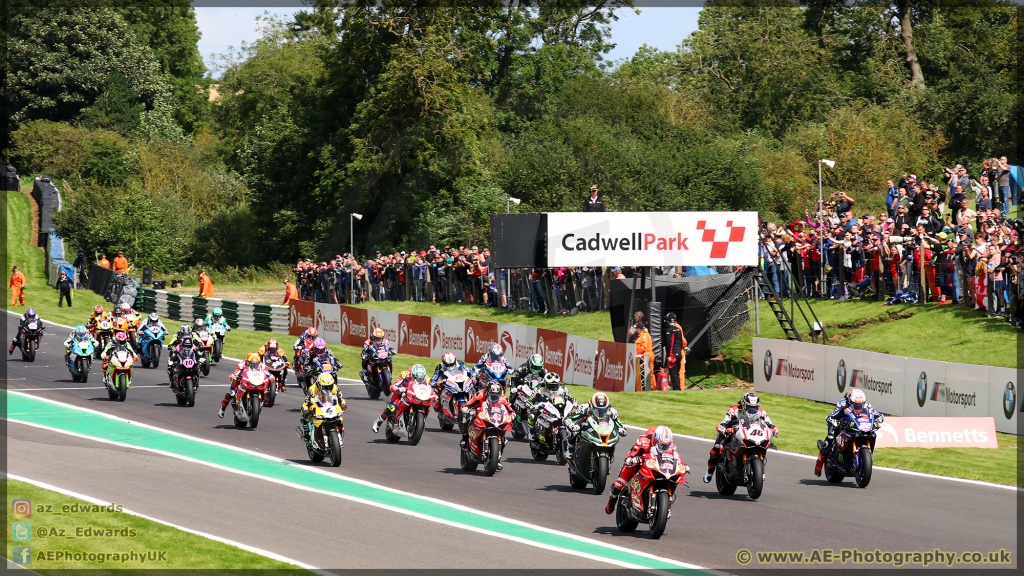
[144,289,288,332]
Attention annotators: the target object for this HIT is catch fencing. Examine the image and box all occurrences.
[753,338,1019,435]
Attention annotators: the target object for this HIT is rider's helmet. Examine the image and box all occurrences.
[543,371,561,393]
[316,372,335,391]
[75,323,88,334]
[115,331,128,344]
[411,363,428,382]
[121,303,132,314]
[94,304,104,315]
[246,352,261,370]
[848,388,867,414]
[148,313,159,324]
[267,338,278,350]
[305,326,318,339]
[653,425,674,452]
[487,382,503,404]
[372,327,385,344]
[194,318,206,329]
[25,308,37,318]
[441,352,457,371]
[488,343,504,363]
[528,353,544,375]
[179,324,193,337]
[741,392,761,415]
[212,307,223,317]
[312,337,327,355]
[591,391,610,419]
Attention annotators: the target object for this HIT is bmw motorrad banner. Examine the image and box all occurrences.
[874,417,998,449]
[547,211,759,266]
[754,338,1019,435]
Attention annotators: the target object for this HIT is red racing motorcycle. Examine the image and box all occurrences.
[384,379,437,445]
[231,368,270,429]
[460,399,513,476]
[613,447,689,539]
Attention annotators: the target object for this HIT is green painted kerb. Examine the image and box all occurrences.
[6,391,702,572]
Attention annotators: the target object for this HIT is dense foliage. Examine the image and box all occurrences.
[6,1,1019,270]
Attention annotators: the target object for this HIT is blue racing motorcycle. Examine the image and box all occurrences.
[66,334,95,383]
[821,407,878,488]
[138,324,166,369]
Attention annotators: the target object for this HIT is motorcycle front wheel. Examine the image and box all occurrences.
[615,490,638,533]
[855,448,872,488]
[747,457,764,500]
[328,428,342,467]
[116,374,127,402]
[248,394,261,428]
[485,436,501,476]
[24,340,36,362]
[79,359,90,383]
[185,376,195,407]
[409,411,425,446]
[649,491,670,539]
[213,339,222,363]
[593,454,609,494]
[201,352,210,376]
[151,344,161,368]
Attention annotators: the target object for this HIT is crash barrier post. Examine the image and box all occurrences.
[752,337,1018,435]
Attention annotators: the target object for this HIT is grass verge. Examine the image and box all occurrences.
[4,479,305,570]
[565,385,1021,487]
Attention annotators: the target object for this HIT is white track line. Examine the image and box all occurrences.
[12,310,1017,491]
[5,391,705,572]
[6,473,325,573]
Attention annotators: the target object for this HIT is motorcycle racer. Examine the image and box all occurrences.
[292,326,319,370]
[302,338,339,385]
[526,372,574,441]
[703,392,778,483]
[360,328,395,372]
[508,353,546,390]
[142,313,169,339]
[165,325,194,376]
[371,364,429,433]
[565,391,626,454]
[474,343,512,376]
[166,331,201,384]
[100,331,138,372]
[205,307,231,333]
[429,352,472,409]
[218,353,269,418]
[814,389,882,476]
[459,381,514,470]
[605,425,683,514]
[299,372,349,442]
[88,305,109,330]
[9,307,44,355]
[63,324,98,362]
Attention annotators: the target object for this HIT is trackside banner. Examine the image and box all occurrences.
[547,211,759,267]
[754,338,1019,435]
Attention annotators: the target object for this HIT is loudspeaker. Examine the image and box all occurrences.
[170,279,183,288]
[142,267,152,285]
[153,280,166,290]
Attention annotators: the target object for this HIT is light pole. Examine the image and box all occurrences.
[349,213,362,303]
[818,159,835,297]
[507,197,520,214]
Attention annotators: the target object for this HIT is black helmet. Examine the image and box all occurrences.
[528,353,544,374]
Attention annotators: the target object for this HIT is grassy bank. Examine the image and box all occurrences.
[565,385,1021,487]
[4,479,305,570]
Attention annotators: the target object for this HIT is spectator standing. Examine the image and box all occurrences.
[198,269,214,297]
[283,279,298,304]
[98,253,110,269]
[583,185,606,212]
[73,249,87,289]
[112,251,129,274]
[663,312,686,391]
[885,180,898,218]
[978,189,993,212]
[9,266,26,306]
[57,269,72,307]
[633,321,654,391]
[996,156,1012,217]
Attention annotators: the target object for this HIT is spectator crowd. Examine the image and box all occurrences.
[759,155,1022,327]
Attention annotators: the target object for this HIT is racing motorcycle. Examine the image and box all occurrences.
[361,344,393,400]
[103,346,135,402]
[614,447,689,539]
[66,335,94,383]
[92,318,114,359]
[231,369,269,429]
[137,324,165,369]
[262,351,289,408]
[476,360,508,393]
[297,387,346,467]
[304,357,338,396]
[210,320,227,363]
[567,410,622,494]
[194,328,214,377]
[530,388,575,465]
[437,369,474,432]
[821,407,877,488]
[385,379,437,446]
[18,319,43,362]
[510,375,543,440]
[460,398,513,476]
[713,408,775,500]
[170,346,201,407]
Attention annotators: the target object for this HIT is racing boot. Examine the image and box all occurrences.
[814,440,828,476]
[218,406,225,418]
[605,483,623,514]
[372,415,385,433]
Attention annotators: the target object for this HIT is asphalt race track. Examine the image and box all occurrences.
[5,315,1018,572]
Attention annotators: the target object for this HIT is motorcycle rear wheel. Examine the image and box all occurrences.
[328,429,343,467]
[824,461,845,483]
[530,445,548,461]
[747,457,764,500]
[650,491,670,539]
[307,440,324,462]
[568,468,587,489]
[384,421,401,443]
[485,436,501,476]
[511,420,526,440]
[265,378,277,407]
[855,448,872,488]
[615,490,638,533]
[438,412,454,431]
[233,402,247,429]
[716,465,737,496]
[409,411,425,446]
[460,446,478,472]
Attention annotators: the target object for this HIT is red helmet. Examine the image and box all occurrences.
[94,305,103,314]
[306,326,318,338]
